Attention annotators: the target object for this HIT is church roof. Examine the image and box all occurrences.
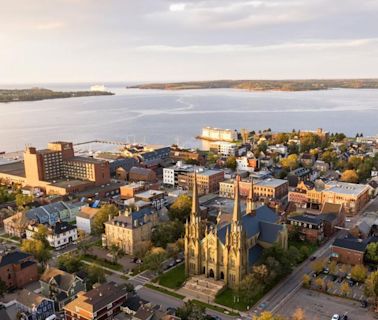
[248,245,263,266]
[217,205,282,245]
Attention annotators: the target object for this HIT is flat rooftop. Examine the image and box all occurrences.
[325,181,369,196]
[136,189,165,198]
[50,179,92,188]
[255,178,287,188]
[0,161,25,177]
[67,156,106,164]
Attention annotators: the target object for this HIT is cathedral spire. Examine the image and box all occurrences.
[246,178,257,214]
[191,171,200,219]
[232,176,242,224]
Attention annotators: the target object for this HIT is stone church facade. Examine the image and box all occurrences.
[185,174,288,289]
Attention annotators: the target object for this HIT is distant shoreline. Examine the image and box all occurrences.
[0,88,114,103]
[128,79,378,92]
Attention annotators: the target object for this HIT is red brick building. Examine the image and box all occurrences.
[0,251,39,289]
[331,238,368,265]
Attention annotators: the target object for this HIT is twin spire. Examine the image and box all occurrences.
[232,176,242,224]
[191,171,201,219]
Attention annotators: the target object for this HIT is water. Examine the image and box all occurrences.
[0,84,377,152]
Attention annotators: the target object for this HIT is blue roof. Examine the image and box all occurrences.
[248,245,263,266]
[258,221,283,243]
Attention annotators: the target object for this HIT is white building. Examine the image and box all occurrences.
[163,162,194,186]
[201,127,238,142]
[218,142,237,156]
[267,144,287,156]
[76,207,99,234]
[26,221,77,250]
[236,157,254,173]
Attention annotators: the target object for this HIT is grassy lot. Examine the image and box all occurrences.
[192,299,240,316]
[158,264,187,289]
[81,254,123,272]
[215,288,256,311]
[145,283,185,299]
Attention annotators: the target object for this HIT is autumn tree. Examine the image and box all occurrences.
[311,259,325,274]
[340,169,359,183]
[365,242,378,263]
[341,281,351,296]
[143,247,167,274]
[364,271,378,312]
[292,308,305,320]
[225,156,237,170]
[302,274,311,288]
[92,204,119,235]
[315,277,325,291]
[351,264,367,282]
[280,154,299,170]
[176,300,206,320]
[21,239,51,266]
[168,194,192,222]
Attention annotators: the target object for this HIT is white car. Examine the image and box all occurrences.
[331,315,340,320]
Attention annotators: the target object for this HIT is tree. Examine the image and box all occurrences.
[287,246,301,265]
[351,264,367,282]
[57,254,83,273]
[176,300,206,320]
[225,156,237,170]
[280,154,298,171]
[311,259,325,274]
[92,204,119,235]
[86,264,106,288]
[299,246,310,260]
[252,311,286,320]
[21,239,51,266]
[300,133,321,152]
[364,271,378,312]
[0,279,7,297]
[314,277,325,291]
[292,308,305,320]
[110,244,122,264]
[15,193,34,208]
[321,150,337,165]
[251,264,269,283]
[151,221,184,248]
[287,142,299,155]
[143,247,167,274]
[366,242,378,263]
[32,224,49,248]
[340,170,359,183]
[239,273,265,304]
[329,260,337,275]
[168,195,192,222]
[340,281,351,296]
[302,274,311,288]
[124,282,135,294]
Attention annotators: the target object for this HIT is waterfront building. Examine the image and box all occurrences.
[199,127,238,142]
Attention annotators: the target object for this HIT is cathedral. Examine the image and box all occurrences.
[184,173,288,289]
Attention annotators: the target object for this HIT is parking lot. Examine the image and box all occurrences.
[276,288,376,320]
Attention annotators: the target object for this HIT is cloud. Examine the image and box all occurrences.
[169,3,187,12]
[135,38,378,54]
[35,22,65,30]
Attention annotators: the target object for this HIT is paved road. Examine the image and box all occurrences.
[249,232,341,316]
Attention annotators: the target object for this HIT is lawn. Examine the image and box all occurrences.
[81,254,123,272]
[215,288,255,311]
[158,263,187,289]
[145,283,185,299]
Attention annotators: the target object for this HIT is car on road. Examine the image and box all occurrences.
[345,218,351,222]
[310,256,317,261]
[331,314,340,320]
[323,267,329,274]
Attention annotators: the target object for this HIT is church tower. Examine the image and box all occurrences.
[225,177,248,288]
[185,172,203,276]
[246,178,257,214]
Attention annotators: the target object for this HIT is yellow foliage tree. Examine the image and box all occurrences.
[292,308,305,320]
[340,169,359,183]
[341,281,351,296]
[351,264,367,282]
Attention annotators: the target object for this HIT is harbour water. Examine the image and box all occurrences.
[0,84,377,152]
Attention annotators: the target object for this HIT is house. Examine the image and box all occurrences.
[300,153,315,167]
[64,282,128,320]
[133,306,155,320]
[40,266,86,310]
[26,221,77,250]
[76,207,100,234]
[121,296,148,315]
[287,214,324,243]
[25,201,83,226]
[0,251,39,289]
[287,168,311,187]
[134,190,166,210]
[15,289,55,320]
[3,211,30,238]
[331,236,371,265]
[313,160,330,173]
[128,167,157,183]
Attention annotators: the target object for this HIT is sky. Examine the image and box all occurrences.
[1,0,378,84]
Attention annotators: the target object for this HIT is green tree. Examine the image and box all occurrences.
[300,133,321,152]
[57,254,83,273]
[151,221,184,248]
[287,246,301,265]
[0,279,7,297]
[239,273,265,304]
[86,264,106,288]
[366,242,378,263]
[110,244,122,264]
[32,224,49,247]
[92,204,119,235]
[15,193,34,208]
[21,239,51,266]
[143,247,167,274]
[351,264,367,282]
[225,156,237,170]
[176,300,206,320]
[168,195,192,222]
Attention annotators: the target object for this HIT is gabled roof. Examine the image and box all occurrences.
[248,245,263,266]
[16,289,51,309]
[0,251,32,268]
[332,237,369,252]
[40,267,77,292]
[321,202,343,215]
[258,221,283,243]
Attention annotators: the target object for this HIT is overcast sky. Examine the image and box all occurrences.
[1,0,378,83]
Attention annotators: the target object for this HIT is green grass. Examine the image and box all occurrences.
[145,283,185,299]
[81,254,123,272]
[192,299,240,316]
[215,288,254,311]
[158,264,187,289]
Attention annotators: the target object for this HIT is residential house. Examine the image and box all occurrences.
[287,214,324,243]
[40,266,86,310]
[26,221,77,250]
[15,289,55,320]
[76,207,100,234]
[313,160,330,173]
[64,282,127,320]
[287,168,311,187]
[0,251,39,289]
[300,153,315,167]
[3,211,30,238]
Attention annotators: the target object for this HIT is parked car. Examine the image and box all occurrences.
[310,256,317,261]
[331,315,340,320]
[360,300,368,308]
